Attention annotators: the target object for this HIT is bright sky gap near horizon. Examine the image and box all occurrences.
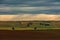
[0,0,60,21]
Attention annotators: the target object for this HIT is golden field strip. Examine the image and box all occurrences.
[0,27,60,30]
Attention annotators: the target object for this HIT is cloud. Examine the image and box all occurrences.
[0,14,60,21]
[0,6,60,11]
[0,6,60,14]
[50,2,60,5]
[0,0,58,6]
[0,7,11,12]
[0,0,60,14]
[26,0,47,4]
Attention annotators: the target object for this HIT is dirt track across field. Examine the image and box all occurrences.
[0,30,60,40]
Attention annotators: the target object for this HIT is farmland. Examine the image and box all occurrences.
[0,30,60,40]
[0,21,60,30]
[0,21,60,40]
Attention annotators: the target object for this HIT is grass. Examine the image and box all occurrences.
[0,27,60,30]
[0,27,11,30]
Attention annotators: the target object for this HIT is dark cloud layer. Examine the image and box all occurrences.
[0,0,60,14]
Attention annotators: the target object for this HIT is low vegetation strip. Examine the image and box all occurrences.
[0,27,60,30]
[0,21,60,30]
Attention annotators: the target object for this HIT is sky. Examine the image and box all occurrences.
[0,0,60,21]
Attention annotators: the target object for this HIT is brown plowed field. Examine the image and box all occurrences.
[0,30,60,40]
